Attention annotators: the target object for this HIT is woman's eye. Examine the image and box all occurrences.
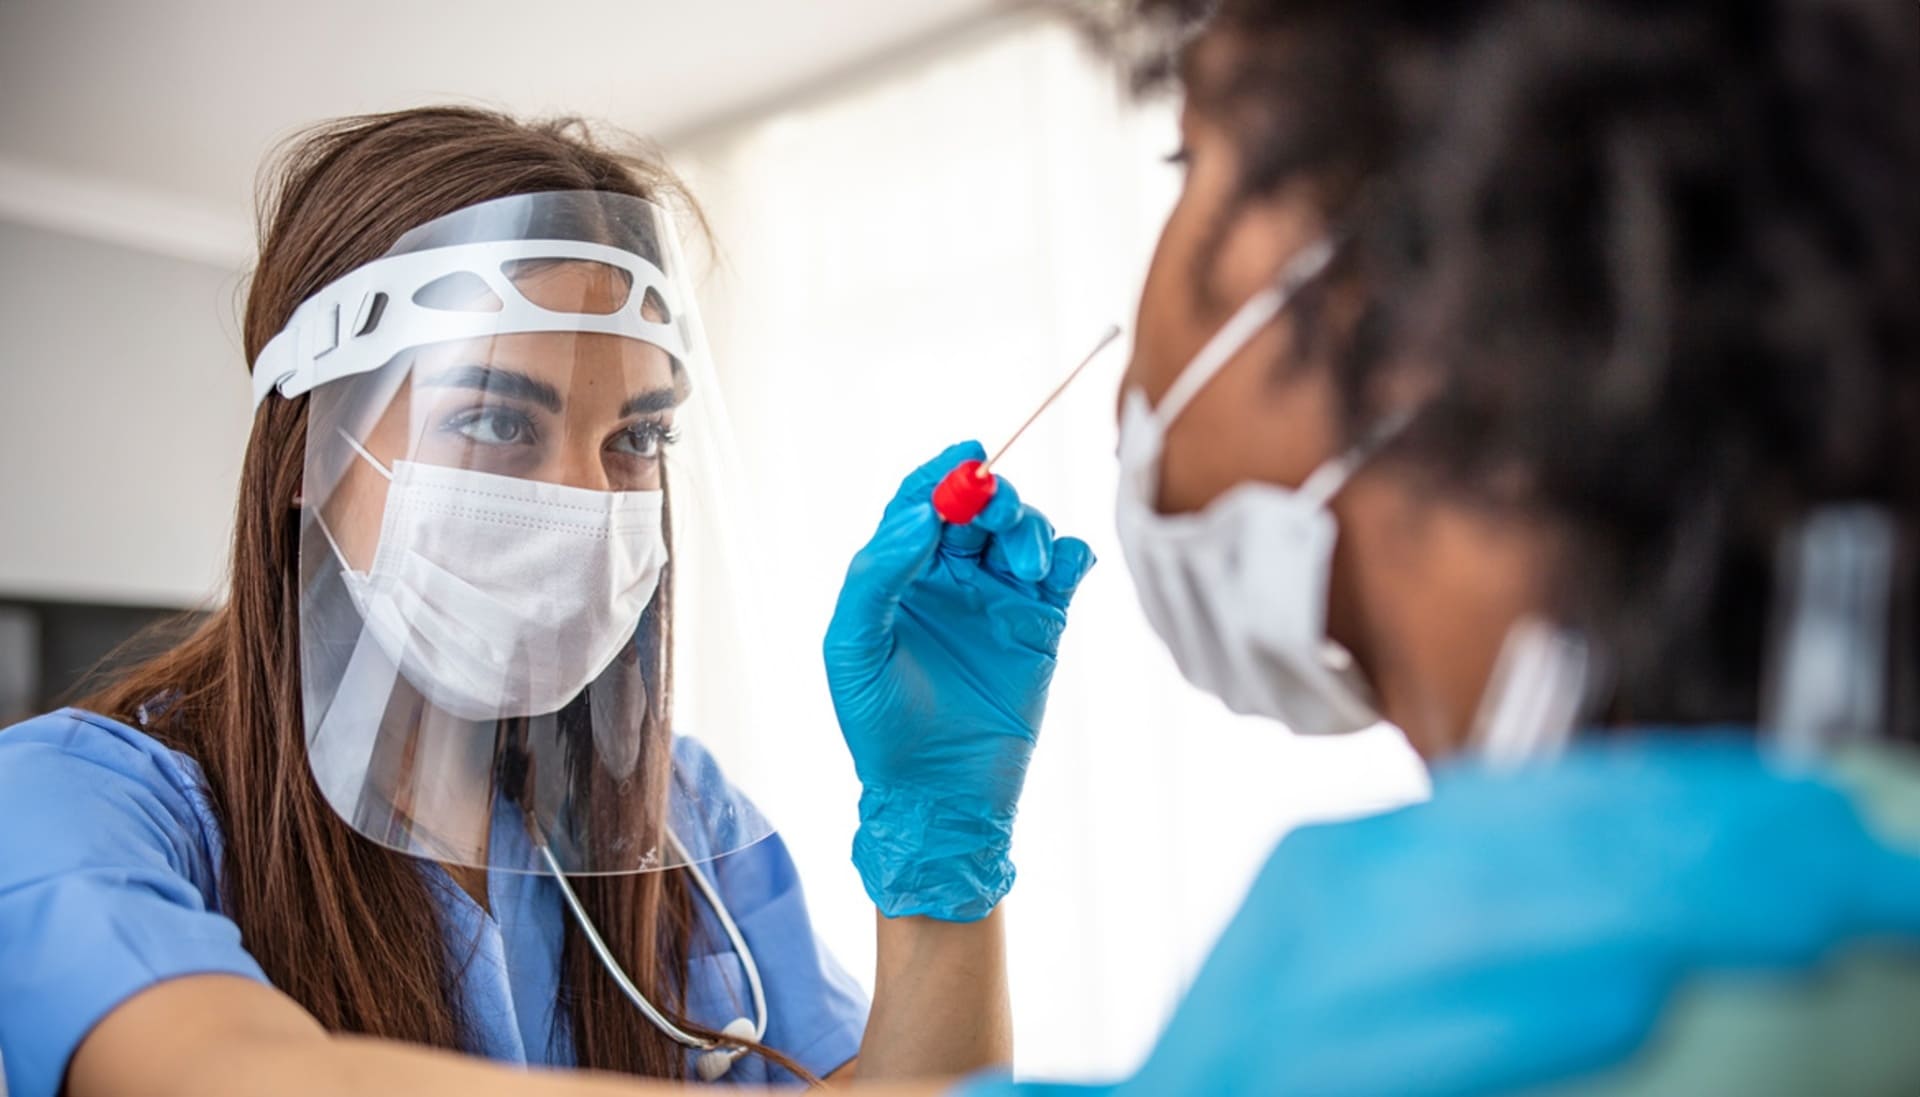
[611,421,680,459]
[447,408,534,446]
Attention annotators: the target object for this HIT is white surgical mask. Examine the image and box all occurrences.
[319,433,669,722]
[1115,239,1406,734]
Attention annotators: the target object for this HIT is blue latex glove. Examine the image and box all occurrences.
[960,735,1920,1097]
[825,441,1096,921]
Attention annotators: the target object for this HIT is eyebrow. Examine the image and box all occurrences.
[623,359,693,419]
[419,364,563,413]
[419,362,690,420]
[621,385,680,418]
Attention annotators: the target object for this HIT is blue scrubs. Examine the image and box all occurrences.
[959,732,1920,1097]
[0,708,867,1097]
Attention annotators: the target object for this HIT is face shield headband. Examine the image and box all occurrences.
[253,237,690,410]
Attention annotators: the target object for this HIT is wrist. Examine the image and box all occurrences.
[855,784,1018,921]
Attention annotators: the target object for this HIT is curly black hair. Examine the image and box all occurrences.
[1091,0,1920,731]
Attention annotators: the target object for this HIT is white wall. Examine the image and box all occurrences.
[0,220,248,605]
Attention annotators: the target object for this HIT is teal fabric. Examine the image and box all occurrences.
[960,733,1920,1097]
[1525,741,1920,1097]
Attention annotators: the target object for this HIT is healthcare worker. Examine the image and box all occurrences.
[0,107,1094,1097]
[825,0,1920,1094]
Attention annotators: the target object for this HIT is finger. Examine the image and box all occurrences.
[985,507,1056,583]
[828,500,942,652]
[889,440,988,515]
[970,473,1027,533]
[1038,536,1097,608]
[942,474,1022,557]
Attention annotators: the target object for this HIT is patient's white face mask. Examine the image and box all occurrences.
[1114,239,1406,735]
[320,432,669,722]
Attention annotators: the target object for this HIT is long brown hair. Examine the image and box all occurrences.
[82,107,808,1078]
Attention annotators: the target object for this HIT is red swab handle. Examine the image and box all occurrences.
[932,460,998,524]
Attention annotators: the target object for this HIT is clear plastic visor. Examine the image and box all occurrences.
[291,191,770,875]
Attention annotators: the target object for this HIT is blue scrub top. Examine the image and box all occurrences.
[0,708,868,1097]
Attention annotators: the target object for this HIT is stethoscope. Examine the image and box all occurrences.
[538,831,768,1082]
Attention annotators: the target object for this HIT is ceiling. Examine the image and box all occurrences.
[0,0,1016,262]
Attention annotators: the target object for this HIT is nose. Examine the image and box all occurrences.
[551,441,615,493]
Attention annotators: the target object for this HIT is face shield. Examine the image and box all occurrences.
[260,190,771,875]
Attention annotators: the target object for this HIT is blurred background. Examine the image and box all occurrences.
[0,0,1427,1080]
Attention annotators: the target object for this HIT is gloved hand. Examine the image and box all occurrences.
[959,736,1920,1097]
[825,441,1096,921]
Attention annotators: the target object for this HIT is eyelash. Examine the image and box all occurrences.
[440,407,680,456]
[618,420,682,454]
[1163,145,1192,166]
[445,406,536,446]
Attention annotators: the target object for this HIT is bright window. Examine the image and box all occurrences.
[670,13,1430,1079]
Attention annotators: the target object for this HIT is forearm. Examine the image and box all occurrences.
[71,973,977,1097]
[87,1026,696,1097]
[241,1036,695,1097]
[854,907,1012,1082]
[70,975,712,1097]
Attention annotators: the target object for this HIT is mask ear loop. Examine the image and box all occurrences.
[311,427,396,575]
[1295,406,1419,510]
[1471,620,1604,768]
[1151,237,1339,430]
[1148,235,1411,514]
[1763,506,1899,761]
[336,427,395,480]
